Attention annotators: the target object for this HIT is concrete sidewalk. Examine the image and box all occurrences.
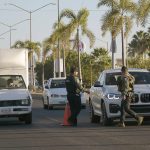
[31,92,42,100]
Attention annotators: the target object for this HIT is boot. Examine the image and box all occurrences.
[137,116,144,126]
[118,122,125,127]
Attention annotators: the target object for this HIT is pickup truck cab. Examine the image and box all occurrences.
[0,49,32,124]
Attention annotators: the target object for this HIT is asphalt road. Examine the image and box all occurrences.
[0,99,150,150]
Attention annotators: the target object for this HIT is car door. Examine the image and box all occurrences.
[92,73,104,115]
[43,84,50,104]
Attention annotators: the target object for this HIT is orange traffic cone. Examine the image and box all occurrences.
[61,103,71,126]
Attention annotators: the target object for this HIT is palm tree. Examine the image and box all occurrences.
[59,8,95,80]
[12,40,25,48]
[41,39,52,88]
[136,0,150,26]
[128,30,149,57]
[48,21,71,77]
[97,0,137,66]
[12,40,41,61]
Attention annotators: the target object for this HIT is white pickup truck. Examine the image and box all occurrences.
[0,49,32,124]
[89,68,150,126]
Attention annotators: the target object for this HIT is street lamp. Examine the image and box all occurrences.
[7,2,56,42]
[7,2,56,86]
[57,0,61,77]
[0,19,29,48]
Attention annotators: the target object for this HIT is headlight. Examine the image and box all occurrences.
[51,94,59,98]
[21,99,29,105]
[105,93,121,100]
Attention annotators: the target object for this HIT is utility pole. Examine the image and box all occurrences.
[8,2,56,86]
[57,0,61,77]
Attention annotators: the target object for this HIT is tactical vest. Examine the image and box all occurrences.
[117,75,134,93]
[65,75,77,94]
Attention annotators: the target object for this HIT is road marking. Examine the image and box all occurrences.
[45,117,61,123]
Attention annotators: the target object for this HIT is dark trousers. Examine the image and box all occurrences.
[67,94,81,125]
[120,99,138,123]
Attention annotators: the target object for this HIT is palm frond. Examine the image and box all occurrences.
[119,0,137,13]
[136,0,150,26]
[101,9,120,37]
[97,0,118,8]
[60,9,76,21]
[42,39,52,61]
[77,8,89,27]
[124,16,133,37]
[11,40,25,48]
[82,28,95,48]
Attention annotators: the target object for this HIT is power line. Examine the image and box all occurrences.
[0,8,106,12]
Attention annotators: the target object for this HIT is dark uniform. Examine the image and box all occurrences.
[117,72,143,126]
[65,75,84,126]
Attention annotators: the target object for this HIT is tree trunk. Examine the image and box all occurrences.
[77,28,82,81]
[121,26,126,66]
[62,45,66,78]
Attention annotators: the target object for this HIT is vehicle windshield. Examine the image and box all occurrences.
[50,79,66,88]
[0,75,26,89]
[105,71,150,85]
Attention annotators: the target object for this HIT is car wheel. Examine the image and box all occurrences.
[43,97,47,109]
[89,102,100,123]
[18,116,24,122]
[47,97,53,110]
[82,105,86,109]
[144,116,150,122]
[48,105,53,110]
[24,112,32,124]
[101,103,113,126]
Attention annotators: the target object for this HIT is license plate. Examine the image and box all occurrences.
[1,108,11,113]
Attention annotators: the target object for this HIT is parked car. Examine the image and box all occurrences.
[89,68,150,126]
[43,78,86,109]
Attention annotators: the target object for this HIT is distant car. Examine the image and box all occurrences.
[42,78,86,109]
[89,68,150,126]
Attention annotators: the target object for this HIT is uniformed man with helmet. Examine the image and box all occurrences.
[65,66,89,126]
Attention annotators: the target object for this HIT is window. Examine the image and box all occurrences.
[130,72,150,84]
[105,73,118,85]
[0,75,26,89]
[50,79,66,88]
[105,71,150,85]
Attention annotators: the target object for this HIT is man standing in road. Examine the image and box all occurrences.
[65,66,89,126]
[117,66,144,127]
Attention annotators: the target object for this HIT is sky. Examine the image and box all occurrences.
[0,0,149,59]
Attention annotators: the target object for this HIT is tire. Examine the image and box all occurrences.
[89,102,100,123]
[101,103,113,126]
[18,116,24,122]
[47,97,53,110]
[43,97,47,109]
[82,105,86,109]
[48,105,53,110]
[144,116,150,122]
[24,112,32,124]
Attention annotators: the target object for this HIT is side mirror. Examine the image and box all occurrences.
[94,81,103,87]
